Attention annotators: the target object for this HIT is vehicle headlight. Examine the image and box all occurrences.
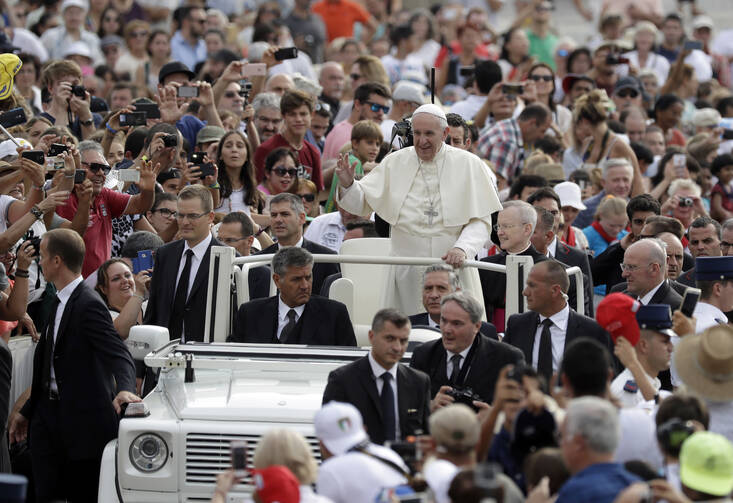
[129,433,168,473]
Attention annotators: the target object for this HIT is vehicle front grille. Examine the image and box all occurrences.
[185,432,322,485]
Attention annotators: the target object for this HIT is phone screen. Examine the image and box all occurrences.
[231,441,247,477]
[680,288,701,318]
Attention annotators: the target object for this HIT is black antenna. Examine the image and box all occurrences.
[430,68,435,104]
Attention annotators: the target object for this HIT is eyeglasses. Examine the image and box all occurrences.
[300,193,316,202]
[616,89,639,98]
[493,223,520,232]
[175,212,207,221]
[620,262,652,272]
[82,162,111,175]
[271,167,298,177]
[367,102,390,114]
[219,237,245,245]
[529,75,553,82]
[154,208,176,217]
[131,31,149,38]
[350,73,361,80]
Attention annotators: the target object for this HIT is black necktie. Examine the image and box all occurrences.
[537,318,554,381]
[448,353,462,385]
[381,372,396,442]
[170,249,193,341]
[42,295,60,393]
[280,309,297,343]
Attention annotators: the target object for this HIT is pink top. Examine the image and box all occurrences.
[322,120,354,161]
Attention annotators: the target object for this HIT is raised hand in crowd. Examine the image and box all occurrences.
[156,84,189,124]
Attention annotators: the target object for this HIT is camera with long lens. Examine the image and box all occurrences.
[446,386,485,412]
[391,118,413,149]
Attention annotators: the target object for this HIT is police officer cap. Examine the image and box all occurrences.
[636,304,675,336]
[694,256,733,281]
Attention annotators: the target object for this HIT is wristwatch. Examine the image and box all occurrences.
[30,205,43,220]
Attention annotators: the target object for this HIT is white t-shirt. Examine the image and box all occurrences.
[215,189,251,215]
[316,443,408,503]
[615,407,664,470]
[303,211,345,252]
[610,367,662,411]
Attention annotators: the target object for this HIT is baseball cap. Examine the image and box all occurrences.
[596,293,641,345]
[250,465,300,503]
[561,74,595,95]
[554,181,587,210]
[680,432,733,496]
[61,0,88,12]
[158,61,195,85]
[314,402,368,455]
[613,76,643,96]
[157,168,181,185]
[0,138,32,160]
[392,81,426,106]
[0,54,22,101]
[101,35,124,50]
[429,404,479,454]
[62,41,93,61]
[692,15,714,31]
[196,126,226,145]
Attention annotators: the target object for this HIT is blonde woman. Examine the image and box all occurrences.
[253,429,332,503]
[582,196,628,259]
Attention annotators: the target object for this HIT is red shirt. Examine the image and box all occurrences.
[312,0,371,42]
[57,188,130,278]
[254,133,323,190]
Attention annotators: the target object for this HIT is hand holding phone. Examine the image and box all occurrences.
[680,288,701,318]
[231,441,247,478]
[177,86,199,98]
[21,150,44,165]
[274,47,298,61]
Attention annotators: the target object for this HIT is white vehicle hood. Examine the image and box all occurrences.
[162,368,328,422]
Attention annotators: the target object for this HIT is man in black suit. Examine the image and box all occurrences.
[231,247,356,346]
[9,229,138,500]
[217,211,272,300]
[145,185,221,342]
[410,292,524,408]
[257,193,339,296]
[678,216,723,287]
[409,263,498,340]
[615,238,683,310]
[322,309,431,445]
[504,261,611,383]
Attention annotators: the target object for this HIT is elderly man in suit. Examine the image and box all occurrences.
[409,264,498,340]
[322,309,431,445]
[257,193,339,296]
[231,247,356,346]
[410,292,524,409]
[145,185,222,342]
[504,261,611,383]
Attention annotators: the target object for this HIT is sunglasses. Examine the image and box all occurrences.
[85,162,111,175]
[529,75,553,82]
[131,31,149,38]
[300,193,316,202]
[617,89,639,98]
[367,102,389,114]
[272,167,297,177]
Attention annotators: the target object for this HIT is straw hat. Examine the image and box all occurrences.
[674,325,733,401]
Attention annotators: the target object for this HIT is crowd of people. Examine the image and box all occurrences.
[0,0,732,500]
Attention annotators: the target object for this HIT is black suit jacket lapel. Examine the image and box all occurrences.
[188,237,219,303]
[649,281,669,305]
[53,282,85,352]
[265,296,280,343]
[163,240,185,312]
[564,311,580,353]
[516,314,538,362]
[396,364,410,435]
[295,299,318,344]
[358,356,382,419]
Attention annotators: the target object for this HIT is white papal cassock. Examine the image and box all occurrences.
[338,143,502,316]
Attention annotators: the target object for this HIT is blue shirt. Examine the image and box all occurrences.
[170,31,206,72]
[176,114,206,152]
[574,190,606,229]
[556,463,640,503]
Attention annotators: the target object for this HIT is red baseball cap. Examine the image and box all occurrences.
[596,293,641,346]
[250,465,300,503]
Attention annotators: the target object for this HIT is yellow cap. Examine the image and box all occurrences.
[0,54,22,101]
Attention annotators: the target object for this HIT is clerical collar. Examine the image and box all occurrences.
[507,242,532,255]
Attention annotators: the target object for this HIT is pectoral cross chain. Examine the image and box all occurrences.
[424,204,438,226]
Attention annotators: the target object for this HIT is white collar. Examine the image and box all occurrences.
[696,301,726,320]
[446,344,472,363]
[183,233,212,260]
[368,350,398,379]
[427,315,439,329]
[539,303,570,331]
[56,276,83,305]
[278,295,306,321]
[548,237,558,257]
[278,236,304,250]
[507,242,532,255]
[639,279,665,305]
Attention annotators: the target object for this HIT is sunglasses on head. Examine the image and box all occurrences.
[617,89,639,98]
[272,167,297,177]
[529,74,553,82]
[315,102,331,113]
[300,193,316,202]
[367,102,389,114]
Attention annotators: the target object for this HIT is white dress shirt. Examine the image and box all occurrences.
[427,315,439,330]
[276,296,306,340]
[638,280,665,305]
[547,237,558,258]
[533,304,570,374]
[445,345,471,380]
[49,275,83,391]
[277,236,304,250]
[610,367,662,411]
[368,350,400,440]
[176,233,212,297]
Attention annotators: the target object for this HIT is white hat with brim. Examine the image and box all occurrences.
[314,402,369,456]
[554,181,587,210]
[61,0,88,12]
[62,41,93,60]
[0,139,32,160]
[674,325,733,402]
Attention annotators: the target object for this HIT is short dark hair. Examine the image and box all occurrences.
[518,103,551,125]
[221,211,255,238]
[710,154,733,177]
[696,278,733,299]
[630,142,654,165]
[559,337,612,397]
[534,206,556,233]
[643,216,685,240]
[509,174,549,199]
[120,231,164,258]
[354,82,391,104]
[626,194,661,221]
[124,127,149,159]
[143,123,179,152]
[446,113,468,142]
[538,260,570,293]
[474,60,502,95]
[43,228,86,274]
[389,24,413,46]
[654,94,684,120]
[281,89,315,115]
[691,216,722,240]
[345,220,379,237]
[151,192,177,211]
[716,96,733,117]
[524,448,570,496]
[534,135,563,157]
[371,308,410,333]
[655,393,710,430]
[527,187,561,208]
[272,246,313,276]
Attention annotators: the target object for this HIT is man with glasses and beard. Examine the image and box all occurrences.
[170,6,207,70]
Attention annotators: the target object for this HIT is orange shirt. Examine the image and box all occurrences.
[312,0,371,42]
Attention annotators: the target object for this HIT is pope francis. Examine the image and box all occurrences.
[336,104,502,315]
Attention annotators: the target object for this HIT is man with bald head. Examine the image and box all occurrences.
[318,62,345,116]
[336,104,501,314]
[614,239,682,310]
[265,74,295,96]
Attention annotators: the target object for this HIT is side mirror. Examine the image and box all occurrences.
[126,325,170,361]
